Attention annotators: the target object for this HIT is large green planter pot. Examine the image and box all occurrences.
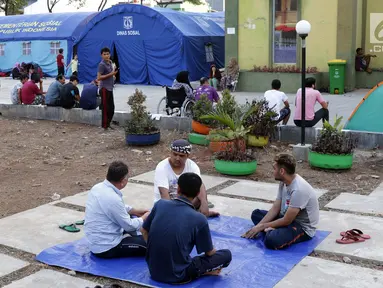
[188,133,209,146]
[214,159,257,176]
[308,151,353,170]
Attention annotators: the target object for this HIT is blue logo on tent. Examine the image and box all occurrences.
[124,16,133,30]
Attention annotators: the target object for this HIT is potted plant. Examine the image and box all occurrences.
[243,99,278,147]
[309,116,358,169]
[125,89,160,146]
[191,94,215,135]
[201,105,257,176]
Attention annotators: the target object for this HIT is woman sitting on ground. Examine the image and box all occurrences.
[172,71,194,99]
[221,58,239,91]
[209,64,222,90]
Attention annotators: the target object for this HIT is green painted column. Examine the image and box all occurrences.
[225,0,239,66]
[336,0,358,91]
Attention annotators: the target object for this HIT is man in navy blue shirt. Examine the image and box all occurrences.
[80,80,101,110]
[141,173,232,284]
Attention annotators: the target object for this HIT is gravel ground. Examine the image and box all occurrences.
[1,116,382,218]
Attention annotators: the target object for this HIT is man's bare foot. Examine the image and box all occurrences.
[208,210,220,218]
[204,268,222,276]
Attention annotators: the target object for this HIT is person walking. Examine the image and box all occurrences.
[57,48,65,76]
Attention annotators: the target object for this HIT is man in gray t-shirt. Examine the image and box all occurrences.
[97,47,118,130]
[242,153,319,250]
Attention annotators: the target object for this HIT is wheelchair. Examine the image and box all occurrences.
[156,86,195,117]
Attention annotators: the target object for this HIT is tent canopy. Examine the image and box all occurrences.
[76,4,225,86]
[75,5,224,44]
[0,12,97,42]
[345,81,383,132]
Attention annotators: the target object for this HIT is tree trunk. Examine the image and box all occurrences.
[47,0,52,12]
[98,0,107,11]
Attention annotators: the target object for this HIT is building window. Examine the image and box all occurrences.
[272,0,298,64]
[22,42,31,55]
[205,43,214,63]
[50,42,61,55]
[0,44,4,56]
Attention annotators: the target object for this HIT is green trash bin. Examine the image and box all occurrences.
[328,59,347,94]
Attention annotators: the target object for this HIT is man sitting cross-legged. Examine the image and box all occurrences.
[242,153,319,250]
[142,172,232,284]
[84,161,150,258]
[154,139,219,217]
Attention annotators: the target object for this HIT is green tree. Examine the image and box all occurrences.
[0,0,27,15]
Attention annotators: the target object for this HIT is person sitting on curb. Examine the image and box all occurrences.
[294,77,329,128]
[142,172,232,284]
[84,161,150,258]
[45,74,66,107]
[153,139,219,218]
[242,153,319,250]
[80,79,101,110]
[10,73,28,105]
[195,77,220,103]
[60,75,81,109]
[355,48,376,74]
[264,79,290,125]
[20,73,45,105]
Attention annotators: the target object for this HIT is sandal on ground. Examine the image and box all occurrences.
[208,201,215,209]
[336,231,365,244]
[59,224,80,233]
[75,220,85,225]
[340,229,371,240]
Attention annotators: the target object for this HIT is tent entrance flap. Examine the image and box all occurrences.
[112,45,120,83]
[115,40,149,85]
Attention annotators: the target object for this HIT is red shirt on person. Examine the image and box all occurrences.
[21,80,43,104]
[57,54,64,68]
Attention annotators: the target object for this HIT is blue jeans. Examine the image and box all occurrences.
[251,209,312,250]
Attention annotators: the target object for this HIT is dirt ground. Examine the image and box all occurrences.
[0,117,383,219]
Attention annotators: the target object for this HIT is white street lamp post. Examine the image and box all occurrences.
[295,20,311,145]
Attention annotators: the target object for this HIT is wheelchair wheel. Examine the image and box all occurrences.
[182,100,194,117]
[157,96,168,115]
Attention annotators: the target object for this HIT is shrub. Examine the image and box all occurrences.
[311,115,358,155]
[252,65,318,74]
[192,94,215,126]
[243,99,278,137]
[125,89,159,135]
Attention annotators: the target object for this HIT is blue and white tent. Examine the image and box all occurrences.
[0,12,96,76]
[74,4,225,85]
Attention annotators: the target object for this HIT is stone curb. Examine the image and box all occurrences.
[0,104,381,149]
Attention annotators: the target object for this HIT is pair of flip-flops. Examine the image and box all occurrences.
[59,220,85,233]
[336,228,371,244]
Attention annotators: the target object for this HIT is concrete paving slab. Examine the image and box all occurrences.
[370,182,383,197]
[275,256,383,288]
[218,180,327,201]
[326,193,383,215]
[130,170,230,190]
[61,183,154,209]
[317,210,383,262]
[3,269,98,288]
[0,254,28,277]
[207,195,271,219]
[0,205,85,254]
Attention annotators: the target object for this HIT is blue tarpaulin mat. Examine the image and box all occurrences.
[36,216,330,288]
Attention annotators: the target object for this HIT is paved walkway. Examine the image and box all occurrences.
[0,171,382,287]
[0,77,369,127]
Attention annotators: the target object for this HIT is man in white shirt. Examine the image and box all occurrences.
[154,139,219,217]
[264,79,290,125]
[10,74,28,104]
[84,161,150,258]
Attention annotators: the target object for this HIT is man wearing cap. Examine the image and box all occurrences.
[154,139,219,217]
